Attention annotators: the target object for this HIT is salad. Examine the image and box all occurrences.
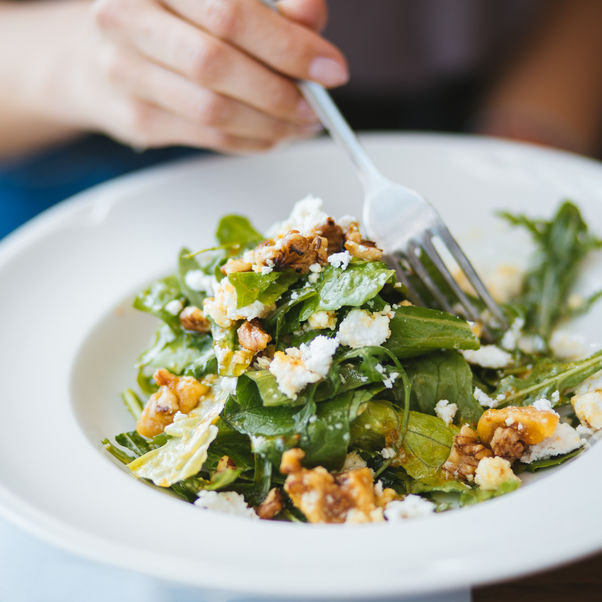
[104,197,602,524]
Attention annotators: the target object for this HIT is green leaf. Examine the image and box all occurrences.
[494,350,602,406]
[177,247,208,308]
[514,447,584,473]
[302,389,375,470]
[409,474,470,494]
[385,305,479,359]
[228,271,300,308]
[215,215,263,249]
[300,261,395,318]
[350,400,401,451]
[459,479,520,506]
[499,201,602,337]
[406,351,482,424]
[133,276,185,331]
[136,325,215,394]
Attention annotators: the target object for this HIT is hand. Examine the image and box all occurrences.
[77,0,347,153]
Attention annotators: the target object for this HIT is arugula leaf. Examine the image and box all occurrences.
[215,215,263,249]
[133,276,185,331]
[385,305,479,359]
[114,431,170,458]
[406,351,482,424]
[228,271,300,308]
[302,389,375,470]
[499,201,602,337]
[300,262,395,318]
[136,325,215,394]
[494,350,602,406]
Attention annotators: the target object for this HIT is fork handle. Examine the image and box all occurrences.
[298,81,382,187]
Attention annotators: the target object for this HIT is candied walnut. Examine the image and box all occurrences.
[216,455,236,472]
[281,448,384,524]
[254,231,328,274]
[442,425,493,482]
[179,306,211,333]
[256,488,285,519]
[221,258,252,275]
[342,219,383,261]
[489,426,526,462]
[237,319,272,352]
[310,218,344,253]
[477,406,558,446]
[136,369,211,438]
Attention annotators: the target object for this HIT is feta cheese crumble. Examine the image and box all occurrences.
[572,390,602,430]
[328,251,352,270]
[521,422,582,463]
[384,495,435,521]
[434,399,457,425]
[164,299,183,316]
[549,330,587,360]
[461,345,513,369]
[203,278,274,328]
[474,386,500,408]
[380,447,396,459]
[374,363,398,389]
[337,309,391,349]
[474,457,520,490]
[269,335,339,399]
[267,195,329,237]
[195,490,258,519]
[342,451,367,471]
[308,310,337,330]
[184,270,217,295]
[531,397,557,414]
[500,317,525,351]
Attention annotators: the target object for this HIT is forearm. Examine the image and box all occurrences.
[479,0,602,155]
[0,1,92,159]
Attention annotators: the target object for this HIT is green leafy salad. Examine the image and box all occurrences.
[103,197,602,523]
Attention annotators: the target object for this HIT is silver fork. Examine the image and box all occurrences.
[262,0,506,328]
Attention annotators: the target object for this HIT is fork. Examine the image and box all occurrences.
[262,1,507,329]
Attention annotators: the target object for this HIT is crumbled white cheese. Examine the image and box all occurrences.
[572,390,602,430]
[307,310,337,330]
[517,334,546,355]
[269,336,338,399]
[549,330,587,360]
[532,397,557,415]
[267,195,329,237]
[574,371,602,396]
[384,495,435,521]
[505,416,515,427]
[203,278,274,328]
[576,424,594,438]
[184,270,217,295]
[164,299,183,316]
[328,251,352,270]
[342,451,367,471]
[380,447,396,459]
[474,387,500,408]
[461,345,513,369]
[521,422,582,463]
[374,480,384,496]
[434,399,457,425]
[338,215,358,230]
[308,272,320,284]
[500,318,525,351]
[337,309,391,348]
[260,264,273,275]
[474,457,520,490]
[309,262,323,273]
[194,490,258,519]
[551,391,560,404]
[375,363,398,389]
[253,355,272,370]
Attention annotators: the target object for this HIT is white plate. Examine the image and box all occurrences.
[1,134,602,599]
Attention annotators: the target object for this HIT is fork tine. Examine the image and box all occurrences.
[436,224,508,328]
[419,235,481,323]
[385,253,426,306]
[404,242,455,314]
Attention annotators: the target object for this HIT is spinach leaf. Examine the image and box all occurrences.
[302,389,375,470]
[402,411,455,479]
[499,201,602,337]
[300,262,395,318]
[133,276,185,331]
[136,325,215,394]
[385,305,479,359]
[228,271,300,307]
[494,350,602,406]
[243,370,290,407]
[514,447,584,473]
[204,420,254,472]
[215,215,263,249]
[409,474,470,494]
[350,400,401,451]
[263,286,317,342]
[251,433,301,468]
[459,479,520,506]
[177,247,209,308]
[406,351,482,424]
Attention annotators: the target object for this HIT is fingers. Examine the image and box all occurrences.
[103,44,322,142]
[163,0,348,86]
[276,0,328,32]
[95,2,320,124]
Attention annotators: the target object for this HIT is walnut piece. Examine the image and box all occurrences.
[256,488,285,519]
[442,425,493,482]
[237,319,272,352]
[221,258,252,275]
[179,306,211,333]
[281,448,384,524]
[136,369,211,438]
[310,218,344,253]
[342,219,383,261]
[216,455,236,472]
[489,426,527,462]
